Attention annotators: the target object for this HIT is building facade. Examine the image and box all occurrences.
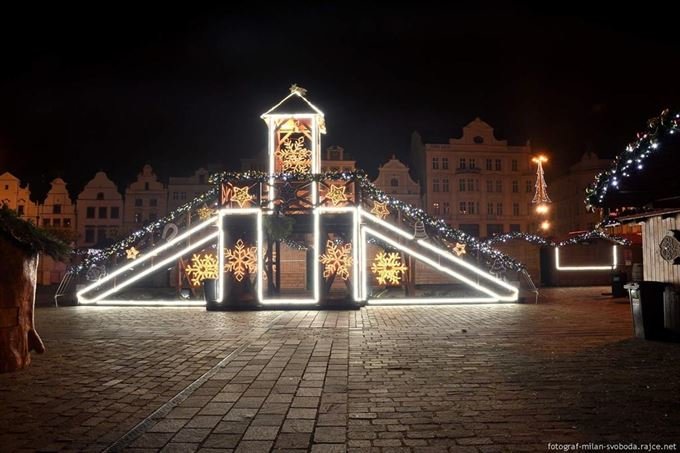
[320,145,356,172]
[124,164,167,232]
[423,118,535,238]
[372,155,421,207]
[549,151,611,237]
[39,178,77,235]
[167,168,212,212]
[76,171,124,248]
[0,171,39,223]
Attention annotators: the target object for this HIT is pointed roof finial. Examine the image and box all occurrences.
[289,84,307,96]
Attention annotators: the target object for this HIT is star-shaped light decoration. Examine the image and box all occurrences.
[126,247,140,260]
[289,84,307,96]
[197,205,216,220]
[232,186,254,208]
[326,184,348,206]
[453,242,467,256]
[371,201,390,219]
[185,253,218,286]
[319,240,353,280]
[371,251,408,285]
[225,239,257,282]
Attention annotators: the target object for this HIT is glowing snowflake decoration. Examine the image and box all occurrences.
[276,136,311,173]
[197,205,216,220]
[185,253,219,286]
[319,240,353,280]
[126,247,140,260]
[371,201,390,219]
[326,185,348,206]
[453,242,466,256]
[225,239,257,282]
[232,186,254,208]
[371,251,407,285]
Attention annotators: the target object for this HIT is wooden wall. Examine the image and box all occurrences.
[642,214,680,285]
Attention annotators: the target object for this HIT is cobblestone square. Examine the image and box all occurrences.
[1,287,679,452]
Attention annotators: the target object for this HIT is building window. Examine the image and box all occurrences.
[144,182,150,190]
[495,159,502,171]
[43,218,50,227]
[3,185,7,190]
[510,224,521,233]
[443,201,450,216]
[487,224,503,236]
[149,198,158,207]
[460,179,466,192]
[135,198,143,207]
[467,179,474,191]
[442,158,449,170]
[496,203,503,216]
[86,207,95,219]
[467,202,475,214]
[513,202,520,216]
[433,179,440,192]
[487,202,494,215]
[469,159,476,169]
[53,218,61,227]
[85,228,95,243]
[98,207,107,219]
[526,180,533,193]
[110,207,120,219]
[459,202,466,214]
[459,158,466,169]
[486,180,493,193]
[432,157,439,169]
[134,212,142,224]
[512,159,518,171]
[442,179,449,192]
[474,136,484,144]
[512,180,519,193]
[433,202,440,215]
[53,204,61,214]
[96,192,104,200]
[64,218,71,228]
[496,180,502,192]
[173,191,180,200]
[486,159,492,171]
[17,205,24,216]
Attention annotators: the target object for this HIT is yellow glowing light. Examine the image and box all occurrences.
[535,204,549,214]
[185,253,219,286]
[225,239,257,282]
[540,220,551,230]
[197,205,216,220]
[370,201,390,219]
[232,186,254,208]
[371,251,408,285]
[453,242,467,256]
[276,136,312,173]
[532,155,548,164]
[320,240,353,280]
[326,185,348,206]
[126,247,140,260]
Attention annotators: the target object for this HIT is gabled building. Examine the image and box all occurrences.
[321,145,355,172]
[39,178,76,234]
[0,171,39,223]
[124,164,167,232]
[167,167,212,212]
[76,171,123,248]
[372,155,421,208]
[421,118,535,238]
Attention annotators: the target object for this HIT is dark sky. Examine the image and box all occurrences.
[2,3,680,201]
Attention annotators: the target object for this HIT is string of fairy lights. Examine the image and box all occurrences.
[585,108,680,210]
[70,168,630,276]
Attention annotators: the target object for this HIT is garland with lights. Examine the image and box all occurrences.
[481,230,629,248]
[585,108,680,210]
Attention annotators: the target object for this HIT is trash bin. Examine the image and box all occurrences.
[624,281,666,340]
[203,278,218,304]
[611,272,627,297]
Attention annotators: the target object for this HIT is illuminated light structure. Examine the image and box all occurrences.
[76,86,520,306]
[532,155,552,233]
[555,245,618,271]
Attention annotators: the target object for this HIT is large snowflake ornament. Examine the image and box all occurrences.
[371,251,408,285]
[225,239,257,282]
[319,240,353,280]
[185,253,219,286]
[276,136,311,173]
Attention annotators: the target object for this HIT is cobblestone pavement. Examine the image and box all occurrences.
[1,287,680,452]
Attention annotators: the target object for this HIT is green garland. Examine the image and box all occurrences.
[585,108,680,210]
[0,205,71,260]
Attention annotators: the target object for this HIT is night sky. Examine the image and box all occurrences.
[2,3,680,201]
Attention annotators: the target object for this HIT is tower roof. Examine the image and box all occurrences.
[261,85,325,119]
